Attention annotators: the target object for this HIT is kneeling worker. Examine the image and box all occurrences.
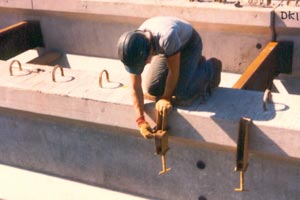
[117,16,222,139]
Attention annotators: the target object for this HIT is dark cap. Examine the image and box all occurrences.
[117,30,150,75]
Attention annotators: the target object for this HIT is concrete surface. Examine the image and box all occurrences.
[0,0,299,75]
[0,164,150,200]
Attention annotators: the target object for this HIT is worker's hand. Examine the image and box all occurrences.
[138,121,154,139]
[136,116,154,139]
[155,99,172,114]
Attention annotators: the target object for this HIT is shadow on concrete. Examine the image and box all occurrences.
[54,54,72,69]
[145,87,290,158]
[278,77,300,95]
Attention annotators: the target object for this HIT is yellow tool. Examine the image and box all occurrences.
[155,108,171,175]
[234,117,251,192]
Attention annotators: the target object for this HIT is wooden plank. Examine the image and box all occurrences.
[233,42,278,90]
[0,21,28,34]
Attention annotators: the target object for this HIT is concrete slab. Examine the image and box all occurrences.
[0,164,149,200]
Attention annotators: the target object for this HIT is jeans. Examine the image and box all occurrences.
[144,29,213,100]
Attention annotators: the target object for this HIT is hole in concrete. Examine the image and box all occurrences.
[198,196,207,200]
[196,160,206,169]
[256,43,262,49]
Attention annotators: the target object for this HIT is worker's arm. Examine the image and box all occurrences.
[155,52,180,113]
[130,74,144,118]
[130,74,153,139]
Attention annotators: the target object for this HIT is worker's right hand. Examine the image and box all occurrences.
[155,99,172,114]
[138,121,154,139]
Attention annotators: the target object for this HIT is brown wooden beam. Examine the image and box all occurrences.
[233,41,293,91]
[0,21,28,34]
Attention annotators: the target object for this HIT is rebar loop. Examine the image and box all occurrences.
[263,89,272,111]
[99,69,110,88]
[52,65,64,82]
[9,60,23,76]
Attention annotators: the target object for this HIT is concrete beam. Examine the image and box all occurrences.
[0,1,281,75]
[32,0,272,27]
[0,0,299,76]
[0,59,300,160]
[0,0,32,9]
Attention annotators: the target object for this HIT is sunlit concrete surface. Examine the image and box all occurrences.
[0,164,150,200]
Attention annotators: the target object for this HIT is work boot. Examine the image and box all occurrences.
[209,57,222,89]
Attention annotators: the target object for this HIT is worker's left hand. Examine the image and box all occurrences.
[155,99,172,114]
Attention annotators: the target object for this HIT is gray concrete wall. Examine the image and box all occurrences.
[1,108,300,200]
[1,1,299,75]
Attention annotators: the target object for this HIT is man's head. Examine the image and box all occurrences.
[117,30,151,75]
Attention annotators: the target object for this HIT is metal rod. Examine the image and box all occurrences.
[162,155,166,171]
[263,89,271,111]
[235,171,245,192]
[99,69,110,88]
[161,108,167,131]
[52,65,64,82]
[9,60,22,76]
[159,154,171,175]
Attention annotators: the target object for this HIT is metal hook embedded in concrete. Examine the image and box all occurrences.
[52,64,64,82]
[263,89,272,111]
[99,69,110,88]
[154,109,171,175]
[234,117,251,192]
[9,60,23,76]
